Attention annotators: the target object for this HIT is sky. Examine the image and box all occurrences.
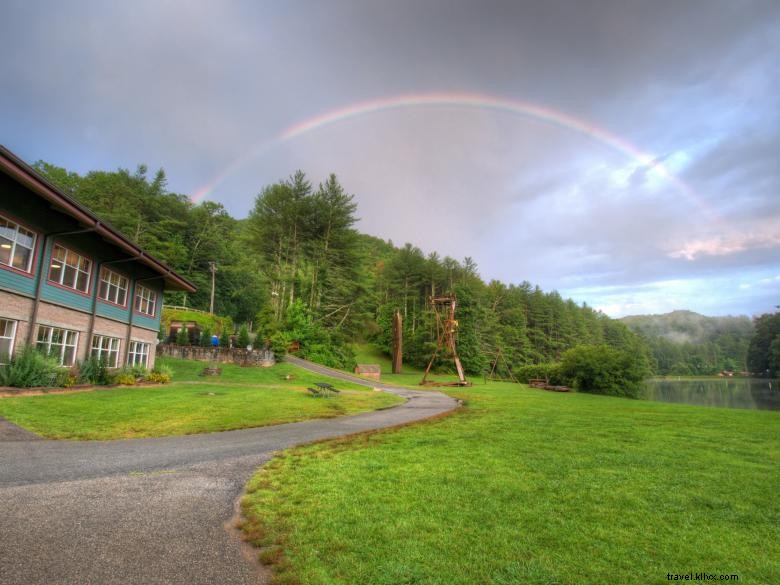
[1,0,778,318]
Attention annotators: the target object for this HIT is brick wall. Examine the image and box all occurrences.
[0,289,162,367]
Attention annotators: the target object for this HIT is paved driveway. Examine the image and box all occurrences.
[0,359,457,585]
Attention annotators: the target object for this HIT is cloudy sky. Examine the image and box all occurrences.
[2,0,778,317]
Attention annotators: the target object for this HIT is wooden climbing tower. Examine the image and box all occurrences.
[420,294,470,387]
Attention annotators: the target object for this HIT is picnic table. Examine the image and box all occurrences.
[307,382,340,398]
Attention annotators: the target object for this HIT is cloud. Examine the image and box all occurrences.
[1,0,778,316]
[669,232,780,261]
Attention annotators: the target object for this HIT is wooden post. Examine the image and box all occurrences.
[392,309,403,374]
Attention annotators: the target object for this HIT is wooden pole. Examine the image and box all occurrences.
[392,309,403,374]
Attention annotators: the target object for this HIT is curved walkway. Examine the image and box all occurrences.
[0,358,457,585]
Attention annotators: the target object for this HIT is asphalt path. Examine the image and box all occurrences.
[0,358,457,585]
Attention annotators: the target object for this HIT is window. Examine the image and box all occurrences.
[127,341,150,367]
[37,326,78,366]
[98,268,128,305]
[0,318,17,364]
[134,285,157,316]
[48,245,92,293]
[91,335,121,368]
[0,216,36,273]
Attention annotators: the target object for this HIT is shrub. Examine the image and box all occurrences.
[0,345,61,388]
[219,329,231,348]
[270,331,291,360]
[200,326,213,347]
[114,373,137,385]
[78,355,111,385]
[237,324,251,348]
[559,344,650,398]
[111,365,146,385]
[175,327,190,346]
[515,363,565,385]
[146,363,172,384]
[146,371,171,384]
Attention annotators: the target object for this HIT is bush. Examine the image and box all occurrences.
[114,373,137,385]
[237,324,251,348]
[559,344,650,398]
[111,365,147,385]
[514,363,565,385]
[219,329,231,348]
[0,345,61,388]
[200,326,213,347]
[270,331,292,360]
[146,363,172,384]
[175,327,190,346]
[77,355,111,385]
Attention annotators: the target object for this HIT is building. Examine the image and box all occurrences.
[0,145,196,370]
[354,364,381,380]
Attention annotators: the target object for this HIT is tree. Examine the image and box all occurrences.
[237,325,251,349]
[200,327,212,347]
[219,329,231,348]
[747,312,780,376]
[559,344,650,398]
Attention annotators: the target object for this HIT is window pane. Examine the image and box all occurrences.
[12,246,31,270]
[63,346,76,366]
[49,263,62,282]
[0,236,12,266]
[76,271,89,292]
[117,288,127,305]
[0,338,11,363]
[17,229,34,249]
[37,327,49,343]
[0,223,13,240]
[63,265,76,287]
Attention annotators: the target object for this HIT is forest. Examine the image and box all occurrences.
[33,161,775,379]
[620,310,755,375]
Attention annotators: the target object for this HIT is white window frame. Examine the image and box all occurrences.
[91,335,121,368]
[36,325,79,366]
[0,215,36,273]
[48,244,92,293]
[98,268,128,306]
[127,341,150,367]
[134,285,157,317]
[0,318,17,364]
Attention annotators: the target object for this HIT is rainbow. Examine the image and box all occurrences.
[192,91,705,212]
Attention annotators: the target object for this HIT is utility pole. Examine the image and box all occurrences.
[209,261,217,314]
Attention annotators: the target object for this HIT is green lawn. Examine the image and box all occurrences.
[0,357,403,440]
[242,379,780,585]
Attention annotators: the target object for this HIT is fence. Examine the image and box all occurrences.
[156,344,275,367]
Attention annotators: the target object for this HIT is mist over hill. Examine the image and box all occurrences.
[621,310,754,375]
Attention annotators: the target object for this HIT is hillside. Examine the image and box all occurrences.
[34,161,647,373]
[621,310,753,374]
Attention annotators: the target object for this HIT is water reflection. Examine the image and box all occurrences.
[643,378,780,411]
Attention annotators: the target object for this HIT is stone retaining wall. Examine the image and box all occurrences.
[156,344,275,367]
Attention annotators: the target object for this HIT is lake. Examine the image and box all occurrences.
[644,377,780,411]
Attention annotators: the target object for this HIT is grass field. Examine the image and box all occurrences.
[0,357,403,440]
[242,371,780,584]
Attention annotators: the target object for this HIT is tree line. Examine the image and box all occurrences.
[32,161,668,379]
[620,310,755,375]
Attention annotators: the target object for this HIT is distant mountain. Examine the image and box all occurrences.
[620,310,754,375]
